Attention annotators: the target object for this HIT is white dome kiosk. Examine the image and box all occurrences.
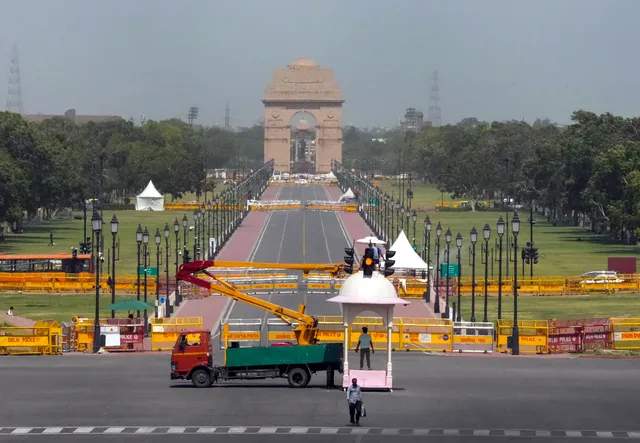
[328,271,409,391]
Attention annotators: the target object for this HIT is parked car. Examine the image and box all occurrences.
[578,271,624,285]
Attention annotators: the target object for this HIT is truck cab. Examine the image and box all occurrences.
[170,330,213,386]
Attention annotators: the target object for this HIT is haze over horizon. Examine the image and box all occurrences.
[1,0,637,127]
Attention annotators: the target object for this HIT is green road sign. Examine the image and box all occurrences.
[138,267,158,277]
[440,263,459,278]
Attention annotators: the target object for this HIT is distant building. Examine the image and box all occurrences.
[400,107,426,133]
[22,108,121,124]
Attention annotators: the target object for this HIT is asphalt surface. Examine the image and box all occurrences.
[1,353,639,442]
[226,185,350,321]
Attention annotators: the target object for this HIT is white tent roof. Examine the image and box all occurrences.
[339,188,355,201]
[328,271,409,306]
[135,180,164,211]
[138,181,163,198]
[388,230,429,270]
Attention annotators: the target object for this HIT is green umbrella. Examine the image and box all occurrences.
[105,299,154,311]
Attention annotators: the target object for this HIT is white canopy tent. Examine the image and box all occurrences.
[135,181,165,211]
[338,187,355,202]
[387,230,429,270]
[324,171,338,182]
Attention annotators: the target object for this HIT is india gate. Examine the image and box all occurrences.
[263,58,344,174]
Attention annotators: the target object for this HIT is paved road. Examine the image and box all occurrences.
[1,353,639,442]
[227,185,350,322]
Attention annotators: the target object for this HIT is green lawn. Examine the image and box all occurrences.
[376,180,639,276]
[456,293,640,322]
[0,292,136,323]
[0,209,203,275]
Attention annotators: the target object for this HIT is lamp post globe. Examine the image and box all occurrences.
[142,227,149,245]
[512,212,520,234]
[164,223,170,239]
[201,203,205,216]
[483,223,491,241]
[456,232,462,249]
[174,218,180,233]
[436,222,442,238]
[136,224,143,243]
[412,210,417,224]
[154,228,161,246]
[110,214,119,235]
[424,215,431,232]
[497,215,505,237]
[445,228,452,244]
[182,214,188,229]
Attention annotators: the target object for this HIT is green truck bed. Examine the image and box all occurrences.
[225,343,343,368]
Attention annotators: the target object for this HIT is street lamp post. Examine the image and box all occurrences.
[164,223,170,317]
[109,215,118,319]
[142,227,149,333]
[443,228,452,319]
[92,210,102,353]
[424,216,432,303]
[412,210,417,248]
[173,218,180,306]
[455,232,462,321]
[400,206,406,234]
[200,203,206,259]
[470,227,478,323]
[182,214,188,263]
[135,224,143,318]
[512,211,521,355]
[482,223,491,323]
[193,209,199,260]
[496,215,505,320]
[154,229,161,320]
[433,223,442,314]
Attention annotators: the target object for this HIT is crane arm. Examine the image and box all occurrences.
[209,260,345,277]
[176,260,318,329]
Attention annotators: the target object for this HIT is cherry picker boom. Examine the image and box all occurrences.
[175,260,346,346]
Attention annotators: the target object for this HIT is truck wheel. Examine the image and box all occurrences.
[191,369,211,388]
[287,367,310,388]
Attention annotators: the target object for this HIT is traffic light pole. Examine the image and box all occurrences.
[530,204,534,278]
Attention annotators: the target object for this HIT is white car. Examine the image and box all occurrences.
[578,271,624,285]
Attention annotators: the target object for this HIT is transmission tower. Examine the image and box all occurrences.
[5,44,24,114]
[188,106,199,125]
[224,101,231,128]
[428,70,441,127]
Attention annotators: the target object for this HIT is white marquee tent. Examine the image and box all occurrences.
[135,181,165,211]
[387,230,429,270]
[338,187,355,202]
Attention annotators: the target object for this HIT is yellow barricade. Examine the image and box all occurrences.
[611,318,640,350]
[0,273,156,294]
[496,320,548,354]
[164,202,243,211]
[400,318,454,352]
[73,318,94,351]
[0,321,62,355]
[150,317,203,351]
[220,318,262,348]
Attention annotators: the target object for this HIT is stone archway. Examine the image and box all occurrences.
[263,58,344,174]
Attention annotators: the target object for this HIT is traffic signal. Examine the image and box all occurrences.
[532,247,539,264]
[248,190,253,200]
[522,247,530,265]
[343,247,355,275]
[362,248,375,277]
[72,248,78,259]
[383,250,396,277]
[79,242,86,253]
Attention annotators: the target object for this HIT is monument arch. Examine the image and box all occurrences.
[263,58,344,174]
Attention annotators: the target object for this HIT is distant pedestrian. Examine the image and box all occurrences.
[6,306,13,316]
[346,378,363,426]
[355,327,374,370]
[48,232,54,246]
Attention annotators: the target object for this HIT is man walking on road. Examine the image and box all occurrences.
[346,377,363,426]
[355,327,374,369]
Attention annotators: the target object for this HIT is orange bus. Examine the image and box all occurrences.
[0,253,93,273]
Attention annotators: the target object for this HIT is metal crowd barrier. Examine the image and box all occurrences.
[496,320,549,354]
[0,320,62,355]
[220,318,262,349]
[0,273,156,294]
[304,201,358,212]
[150,317,203,351]
[611,318,640,350]
[452,321,494,353]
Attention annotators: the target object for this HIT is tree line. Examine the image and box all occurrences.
[342,111,640,243]
[0,112,265,225]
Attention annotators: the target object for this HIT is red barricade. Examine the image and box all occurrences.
[548,322,584,353]
[102,319,145,352]
[581,318,614,351]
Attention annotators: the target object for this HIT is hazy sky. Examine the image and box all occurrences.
[1,0,638,127]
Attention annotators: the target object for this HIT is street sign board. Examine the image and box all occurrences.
[440,263,459,278]
[138,267,158,277]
